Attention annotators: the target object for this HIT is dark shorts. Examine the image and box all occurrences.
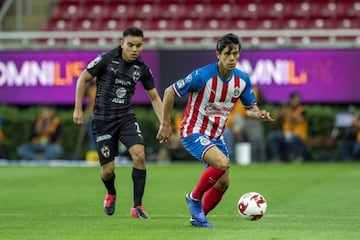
[92,114,144,165]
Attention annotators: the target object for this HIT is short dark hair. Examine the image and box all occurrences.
[216,33,241,53]
[123,27,144,38]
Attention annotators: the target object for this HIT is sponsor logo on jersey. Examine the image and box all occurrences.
[112,87,127,104]
[87,55,102,69]
[176,79,185,89]
[110,67,118,74]
[184,74,193,83]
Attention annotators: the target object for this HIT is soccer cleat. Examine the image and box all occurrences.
[185,192,207,223]
[190,218,214,228]
[103,194,116,216]
[130,206,150,219]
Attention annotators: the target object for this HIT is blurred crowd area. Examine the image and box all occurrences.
[1,102,360,164]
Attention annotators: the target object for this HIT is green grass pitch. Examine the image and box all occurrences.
[0,162,359,240]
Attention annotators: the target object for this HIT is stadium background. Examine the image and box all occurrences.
[0,0,359,161]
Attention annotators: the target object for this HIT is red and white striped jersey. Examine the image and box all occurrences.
[172,62,256,140]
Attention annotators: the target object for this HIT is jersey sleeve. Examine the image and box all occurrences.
[86,52,108,77]
[140,66,155,90]
[239,74,257,108]
[172,69,203,97]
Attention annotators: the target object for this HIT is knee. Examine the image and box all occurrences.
[130,147,146,168]
[215,158,230,171]
[131,150,145,162]
[101,164,114,179]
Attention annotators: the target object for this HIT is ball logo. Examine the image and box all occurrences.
[252,194,266,208]
[238,201,248,215]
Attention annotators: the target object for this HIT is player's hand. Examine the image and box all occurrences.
[73,108,84,124]
[258,110,275,122]
[156,123,172,143]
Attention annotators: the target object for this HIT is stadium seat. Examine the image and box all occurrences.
[74,19,102,31]
[108,2,137,20]
[292,2,311,18]
[175,18,206,30]
[266,2,286,19]
[286,18,311,29]
[51,0,83,20]
[40,0,360,46]
[159,3,188,19]
[308,17,338,29]
[42,19,75,31]
[80,2,110,20]
[240,2,260,19]
[135,3,162,20]
[186,3,215,19]
[346,1,360,17]
[100,18,131,31]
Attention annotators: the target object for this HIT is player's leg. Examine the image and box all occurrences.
[101,161,116,194]
[182,134,229,227]
[119,116,150,219]
[93,119,118,216]
[191,145,229,201]
[128,144,150,218]
[101,161,116,216]
[203,170,229,215]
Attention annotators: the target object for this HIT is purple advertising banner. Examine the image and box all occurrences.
[1,49,359,104]
[237,49,360,103]
[160,49,360,104]
[0,50,159,105]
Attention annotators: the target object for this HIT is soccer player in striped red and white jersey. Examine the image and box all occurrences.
[157,33,274,228]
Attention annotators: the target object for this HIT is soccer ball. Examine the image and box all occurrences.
[237,192,267,221]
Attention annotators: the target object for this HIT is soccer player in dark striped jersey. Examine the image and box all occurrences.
[73,27,162,219]
[157,33,274,227]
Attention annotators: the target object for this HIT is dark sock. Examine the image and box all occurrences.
[132,168,146,207]
[102,174,116,195]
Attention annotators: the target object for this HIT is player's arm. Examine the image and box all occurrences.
[73,70,94,124]
[156,85,175,143]
[146,88,163,123]
[245,104,275,121]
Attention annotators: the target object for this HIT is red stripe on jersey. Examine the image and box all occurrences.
[200,77,217,134]
[231,76,241,103]
[218,122,227,140]
[187,87,205,136]
[210,116,220,138]
[220,82,228,102]
[180,94,193,138]
[209,76,217,102]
